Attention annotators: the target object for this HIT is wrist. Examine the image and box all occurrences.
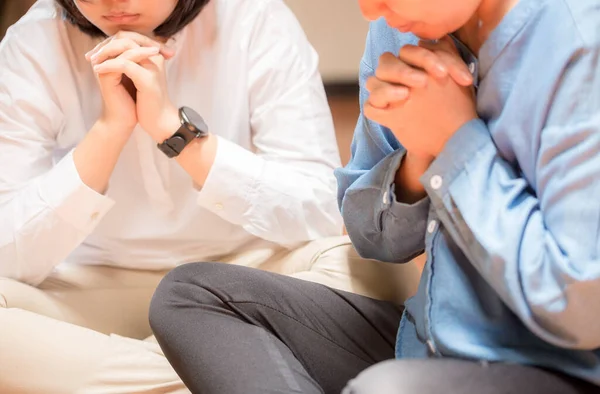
[435,116,479,157]
[151,105,181,144]
[94,118,135,143]
[394,151,434,204]
[175,133,218,187]
[405,151,435,168]
[75,119,133,193]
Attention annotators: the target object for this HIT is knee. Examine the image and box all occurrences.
[149,262,229,336]
[150,262,203,324]
[343,359,428,394]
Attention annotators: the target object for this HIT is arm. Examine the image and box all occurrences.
[423,47,600,349]
[89,1,342,247]
[0,28,123,285]
[393,152,433,204]
[179,0,344,246]
[335,21,429,263]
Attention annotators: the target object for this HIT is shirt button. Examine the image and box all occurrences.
[468,62,476,74]
[215,203,224,211]
[90,212,99,221]
[427,220,437,234]
[426,340,437,355]
[382,191,389,205]
[430,175,443,190]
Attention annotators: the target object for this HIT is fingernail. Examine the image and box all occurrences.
[461,70,473,83]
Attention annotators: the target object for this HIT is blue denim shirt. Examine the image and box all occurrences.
[335,0,600,385]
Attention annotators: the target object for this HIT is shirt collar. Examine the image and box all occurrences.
[449,34,480,89]
[445,0,546,86]
[477,0,547,78]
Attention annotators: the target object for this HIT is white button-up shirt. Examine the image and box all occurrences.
[0,0,343,285]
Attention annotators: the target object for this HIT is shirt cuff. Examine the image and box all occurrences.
[383,150,430,220]
[196,136,263,218]
[38,149,115,233]
[421,118,492,207]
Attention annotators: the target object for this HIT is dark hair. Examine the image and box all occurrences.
[54,0,210,38]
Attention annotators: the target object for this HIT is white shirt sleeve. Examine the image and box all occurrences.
[0,28,114,285]
[197,0,343,246]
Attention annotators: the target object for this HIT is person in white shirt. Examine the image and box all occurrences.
[0,0,421,392]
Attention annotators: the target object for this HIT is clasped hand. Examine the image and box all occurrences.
[364,36,478,160]
[86,31,179,142]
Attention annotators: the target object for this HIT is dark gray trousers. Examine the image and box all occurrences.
[149,262,597,394]
[342,359,597,394]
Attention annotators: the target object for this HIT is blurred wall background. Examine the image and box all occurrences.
[285,0,368,83]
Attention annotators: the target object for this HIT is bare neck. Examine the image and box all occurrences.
[455,0,520,55]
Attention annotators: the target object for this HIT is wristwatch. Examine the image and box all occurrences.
[157,106,209,158]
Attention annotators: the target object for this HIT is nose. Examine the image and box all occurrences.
[104,0,130,5]
[103,0,131,11]
[357,0,388,21]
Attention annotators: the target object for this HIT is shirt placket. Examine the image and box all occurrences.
[423,205,442,357]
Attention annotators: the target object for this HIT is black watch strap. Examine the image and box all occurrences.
[157,107,209,158]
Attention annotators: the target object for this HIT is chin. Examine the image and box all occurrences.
[92,23,116,36]
[97,24,152,38]
[412,30,447,41]
[99,28,118,37]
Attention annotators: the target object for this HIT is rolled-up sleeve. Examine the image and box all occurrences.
[335,21,429,263]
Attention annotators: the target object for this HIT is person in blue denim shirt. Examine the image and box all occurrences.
[338,0,600,392]
[150,0,600,393]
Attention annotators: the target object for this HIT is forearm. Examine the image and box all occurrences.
[175,134,219,188]
[339,150,430,263]
[73,120,132,193]
[149,108,218,188]
[0,203,96,284]
[147,110,340,244]
[187,138,341,244]
[394,151,433,204]
[196,138,342,244]
[0,149,115,285]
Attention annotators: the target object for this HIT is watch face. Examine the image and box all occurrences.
[181,106,208,134]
